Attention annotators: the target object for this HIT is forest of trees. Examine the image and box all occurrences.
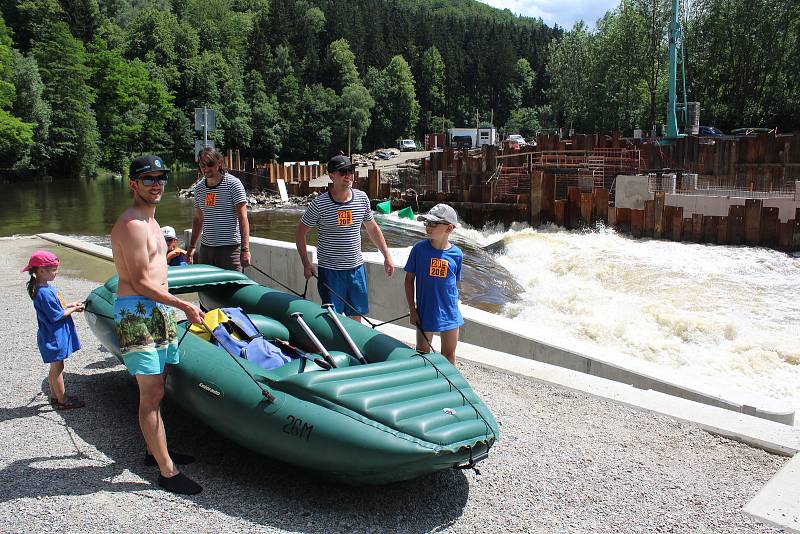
[0,0,797,177]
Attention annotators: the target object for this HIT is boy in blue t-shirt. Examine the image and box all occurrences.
[403,204,464,364]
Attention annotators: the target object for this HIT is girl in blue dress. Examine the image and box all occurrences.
[22,250,86,410]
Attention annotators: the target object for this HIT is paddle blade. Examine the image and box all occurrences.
[376,200,392,214]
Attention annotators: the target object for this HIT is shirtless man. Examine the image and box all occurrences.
[110,155,204,495]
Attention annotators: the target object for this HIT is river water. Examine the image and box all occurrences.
[3,174,798,418]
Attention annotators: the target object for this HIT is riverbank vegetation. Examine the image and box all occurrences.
[0,0,796,177]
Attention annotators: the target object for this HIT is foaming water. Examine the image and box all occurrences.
[489,224,800,417]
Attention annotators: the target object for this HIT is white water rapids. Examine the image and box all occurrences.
[459,222,800,419]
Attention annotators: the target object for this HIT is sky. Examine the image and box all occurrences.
[477,0,621,29]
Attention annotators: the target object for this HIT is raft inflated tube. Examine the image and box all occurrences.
[376,200,391,214]
[397,206,414,220]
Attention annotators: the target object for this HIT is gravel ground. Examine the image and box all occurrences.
[0,236,784,533]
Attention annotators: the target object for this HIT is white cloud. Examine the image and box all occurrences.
[478,0,620,29]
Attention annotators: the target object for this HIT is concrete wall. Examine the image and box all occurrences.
[614,175,653,210]
[667,193,800,222]
[615,176,800,222]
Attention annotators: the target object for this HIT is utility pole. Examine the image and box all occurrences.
[203,105,208,147]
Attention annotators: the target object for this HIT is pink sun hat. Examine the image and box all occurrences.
[20,250,60,273]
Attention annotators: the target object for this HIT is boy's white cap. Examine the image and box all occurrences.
[161,226,177,240]
[417,204,458,226]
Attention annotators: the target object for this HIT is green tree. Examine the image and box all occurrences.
[418,46,445,134]
[365,55,419,147]
[0,16,34,166]
[11,51,50,168]
[335,83,374,154]
[295,83,338,158]
[324,39,359,92]
[504,107,541,139]
[32,20,98,176]
[87,38,176,172]
[546,22,597,131]
[245,70,282,161]
[593,3,649,133]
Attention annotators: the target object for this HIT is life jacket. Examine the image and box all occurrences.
[190,307,295,370]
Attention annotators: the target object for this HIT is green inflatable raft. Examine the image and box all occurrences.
[84,264,499,485]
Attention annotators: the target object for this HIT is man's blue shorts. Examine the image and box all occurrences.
[317,265,369,316]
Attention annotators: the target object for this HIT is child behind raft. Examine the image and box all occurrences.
[403,204,464,364]
[22,250,86,410]
[161,226,189,266]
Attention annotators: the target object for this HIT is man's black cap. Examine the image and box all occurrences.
[327,154,355,173]
[129,155,170,179]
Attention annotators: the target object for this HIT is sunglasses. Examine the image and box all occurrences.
[423,220,447,227]
[136,176,168,186]
[199,159,216,168]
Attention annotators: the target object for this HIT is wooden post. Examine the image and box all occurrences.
[717,215,728,245]
[682,217,692,241]
[616,208,631,233]
[692,213,704,242]
[792,208,800,251]
[671,207,683,241]
[580,192,593,225]
[630,209,644,237]
[759,206,779,248]
[530,171,543,227]
[778,221,792,251]
[554,200,566,227]
[703,216,718,244]
[653,191,665,238]
[744,199,762,245]
[567,186,581,229]
[644,200,655,236]
[593,188,609,223]
[728,204,745,245]
[367,169,380,199]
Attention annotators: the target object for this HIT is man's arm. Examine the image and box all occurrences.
[186,207,203,264]
[294,222,316,279]
[116,219,203,323]
[364,219,394,276]
[235,201,250,267]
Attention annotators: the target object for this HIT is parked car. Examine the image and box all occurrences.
[505,134,527,149]
[698,126,725,136]
[452,135,472,149]
[398,139,416,151]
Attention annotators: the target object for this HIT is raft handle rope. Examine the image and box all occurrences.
[311,273,410,329]
[414,323,497,455]
[247,264,309,299]
[321,304,368,364]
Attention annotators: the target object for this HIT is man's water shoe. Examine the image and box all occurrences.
[157,472,202,495]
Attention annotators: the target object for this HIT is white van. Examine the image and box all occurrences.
[399,139,416,151]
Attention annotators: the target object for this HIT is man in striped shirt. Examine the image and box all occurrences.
[187,147,250,272]
[295,155,394,321]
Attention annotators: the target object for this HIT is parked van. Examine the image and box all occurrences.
[399,139,416,151]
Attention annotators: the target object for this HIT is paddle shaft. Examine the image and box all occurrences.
[290,312,338,368]
[322,304,368,364]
